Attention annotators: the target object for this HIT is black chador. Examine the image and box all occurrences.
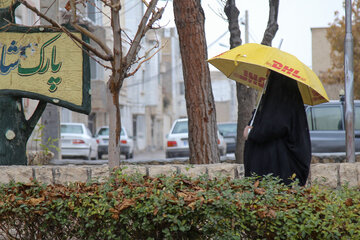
[244,71,311,186]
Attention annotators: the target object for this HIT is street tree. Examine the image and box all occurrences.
[320,0,360,98]
[223,0,256,164]
[18,0,164,167]
[173,0,220,164]
[221,0,279,164]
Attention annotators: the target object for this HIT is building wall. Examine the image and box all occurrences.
[311,27,342,100]
[159,28,186,148]
[312,28,332,76]
[210,71,237,123]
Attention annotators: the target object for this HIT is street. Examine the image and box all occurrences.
[51,151,235,165]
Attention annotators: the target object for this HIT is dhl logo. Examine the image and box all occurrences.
[267,60,305,81]
[233,70,266,88]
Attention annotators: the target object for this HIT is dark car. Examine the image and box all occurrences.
[305,100,360,154]
[217,122,237,154]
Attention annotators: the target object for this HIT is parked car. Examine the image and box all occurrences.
[305,100,360,154]
[166,118,226,158]
[60,123,98,160]
[217,122,237,154]
[95,126,134,159]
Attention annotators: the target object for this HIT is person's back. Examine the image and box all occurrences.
[243,71,311,186]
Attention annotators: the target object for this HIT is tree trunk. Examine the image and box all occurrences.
[0,96,46,165]
[235,85,256,163]
[0,2,46,165]
[224,0,256,164]
[173,0,219,164]
[107,79,121,168]
[261,0,279,46]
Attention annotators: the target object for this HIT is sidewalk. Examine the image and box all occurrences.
[50,151,235,165]
[133,149,166,161]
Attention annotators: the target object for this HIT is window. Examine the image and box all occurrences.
[355,106,360,130]
[86,127,93,137]
[98,127,109,136]
[306,108,313,131]
[61,125,83,134]
[311,106,343,131]
[218,123,237,135]
[87,0,102,24]
[87,0,96,22]
[172,121,188,134]
[90,57,97,80]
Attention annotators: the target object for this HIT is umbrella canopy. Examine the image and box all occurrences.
[207,43,329,106]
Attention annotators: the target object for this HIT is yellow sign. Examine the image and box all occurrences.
[0,32,83,106]
[0,0,14,9]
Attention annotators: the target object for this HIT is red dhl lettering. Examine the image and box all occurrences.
[234,70,265,88]
[272,60,283,70]
[271,60,303,80]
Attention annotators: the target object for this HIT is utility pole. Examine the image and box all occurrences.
[40,0,61,160]
[344,0,355,163]
[244,10,249,43]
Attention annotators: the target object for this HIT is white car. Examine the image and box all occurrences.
[166,118,226,158]
[60,123,98,160]
[95,126,134,159]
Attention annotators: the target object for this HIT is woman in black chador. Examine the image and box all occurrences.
[243,71,311,186]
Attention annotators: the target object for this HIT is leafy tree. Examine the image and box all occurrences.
[321,0,360,98]
[173,0,220,164]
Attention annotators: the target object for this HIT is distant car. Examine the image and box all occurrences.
[305,100,360,154]
[95,126,134,159]
[217,122,237,154]
[60,123,98,160]
[166,118,226,158]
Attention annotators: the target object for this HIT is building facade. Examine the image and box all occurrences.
[311,27,342,100]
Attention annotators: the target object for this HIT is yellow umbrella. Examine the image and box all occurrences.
[207,43,329,106]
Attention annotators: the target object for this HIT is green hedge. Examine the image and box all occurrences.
[0,169,359,240]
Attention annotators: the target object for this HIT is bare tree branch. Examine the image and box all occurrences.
[144,5,165,31]
[71,19,113,58]
[125,0,160,66]
[19,0,113,61]
[126,42,165,77]
[207,1,227,21]
[68,0,112,58]
[110,0,122,78]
